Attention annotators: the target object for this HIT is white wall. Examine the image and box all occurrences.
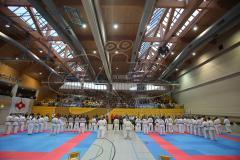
[175,27,240,117]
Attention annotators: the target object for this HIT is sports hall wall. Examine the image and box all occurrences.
[175,26,240,117]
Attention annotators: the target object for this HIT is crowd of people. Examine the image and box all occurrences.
[5,113,232,140]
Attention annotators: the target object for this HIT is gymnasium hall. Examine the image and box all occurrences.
[0,0,240,160]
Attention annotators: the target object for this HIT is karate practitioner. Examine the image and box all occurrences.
[196,117,202,136]
[154,117,160,134]
[44,115,49,131]
[208,118,216,140]
[166,116,173,133]
[142,117,149,134]
[135,117,142,132]
[224,116,232,133]
[38,116,44,132]
[124,118,132,139]
[202,118,209,139]
[51,116,58,135]
[73,116,80,132]
[178,117,184,133]
[97,118,105,138]
[19,114,26,132]
[79,116,86,134]
[113,117,119,132]
[148,116,154,132]
[13,115,20,134]
[192,118,198,135]
[56,117,61,134]
[5,114,13,135]
[214,117,222,135]
[91,117,97,131]
[68,116,74,131]
[33,115,39,133]
[27,115,34,135]
[159,117,166,135]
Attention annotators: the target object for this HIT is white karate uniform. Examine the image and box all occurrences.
[142,118,149,134]
[56,119,61,134]
[202,121,209,139]
[13,116,20,134]
[178,118,184,133]
[33,117,39,133]
[208,120,216,140]
[5,115,13,135]
[79,118,86,134]
[92,118,97,131]
[39,117,44,132]
[135,118,142,132]
[44,116,49,131]
[74,117,80,131]
[214,118,221,135]
[27,117,34,135]
[192,119,197,135]
[189,119,194,134]
[159,119,166,135]
[224,118,232,133]
[97,120,105,138]
[19,116,26,132]
[113,119,119,131]
[60,117,65,132]
[51,117,58,135]
[124,120,132,139]
[148,117,154,132]
[183,118,188,133]
[68,117,74,130]
[168,118,174,133]
[197,119,202,136]
[155,119,160,134]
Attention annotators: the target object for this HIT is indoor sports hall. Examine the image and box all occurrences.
[0,0,240,160]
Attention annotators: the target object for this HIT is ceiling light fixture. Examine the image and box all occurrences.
[146,25,150,30]
[115,51,119,54]
[39,50,43,53]
[175,68,179,71]
[171,52,174,55]
[5,24,10,28]
[113,24,119,29]
[193,25,198,31]
[116,67,119,70]
[15,57,19,60]
[39,72,42,75]
[93,50,97,54]
[82,23,87,29]
[192,52,196,56]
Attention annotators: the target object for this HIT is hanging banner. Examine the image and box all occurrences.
[10,97,31,114]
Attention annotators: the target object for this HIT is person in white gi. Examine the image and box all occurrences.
[196,117,202,136]
[208,118,216,140]
[44,115,49,131]
[79,117,86,134]
[56,118,61,134]
[51,116,58,135]
[214,117,221,135]
[159,117,166,135]
[165,117,169,133]
[178,117,184,133]
[135,117,142,132]
[5,114,13,135]
[124,118,132,139]
[91,117,97,131]
[97,118,105,138]
[155,117,160,134]
[27,115,34,135]
[33,116,39,133]
[113,117,119,132]
[19,114,26,132]
[38,116,44,132]
[189,117,194,135]
[103,117,107,132]
[60,116,65,132]
[142,117,149,134]
[183,117,188,133]
[201,118,208,139]
[168,116,174,134]
[68,116,74,131]
[74,116,80,132]
[192,118,197,135]
[13,115,20,134]
[148,116,154,132]
[224,116,232,133]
